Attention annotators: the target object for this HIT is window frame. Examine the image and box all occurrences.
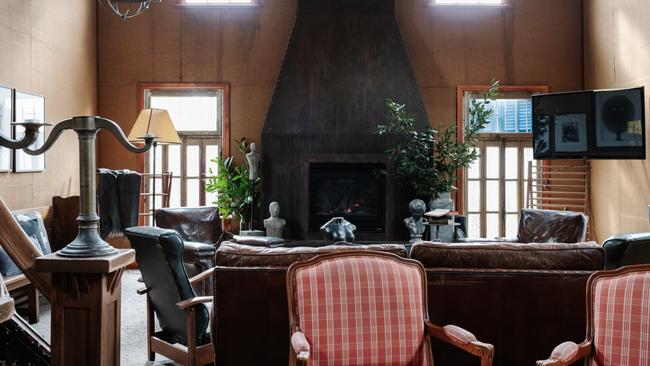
[136,82,230,214]
[176,0,259,7]
[455,85,549,214]
[426,0,512,8]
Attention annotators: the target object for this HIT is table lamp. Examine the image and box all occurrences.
[128,109,180,223]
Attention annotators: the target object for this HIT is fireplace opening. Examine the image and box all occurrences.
[309,163,386,234]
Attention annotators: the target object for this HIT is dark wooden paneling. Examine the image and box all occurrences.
[262,0,429,239]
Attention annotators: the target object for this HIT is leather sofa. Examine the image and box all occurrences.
[411,241,604,366]
[155,206,221,295]
[210,239,604,366]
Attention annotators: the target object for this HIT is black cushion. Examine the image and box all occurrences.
[125,226,210,346]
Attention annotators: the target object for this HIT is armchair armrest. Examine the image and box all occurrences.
[536,340,592,366]
[426,322,494,366]
[189,268,214,286]
[291,331,310,364]
[176,296,212,310]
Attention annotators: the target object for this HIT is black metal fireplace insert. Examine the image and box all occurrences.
[309,163,386,234]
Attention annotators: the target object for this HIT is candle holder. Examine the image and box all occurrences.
[2,116,155,258]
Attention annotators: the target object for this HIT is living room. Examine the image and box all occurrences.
[0,0,647,365]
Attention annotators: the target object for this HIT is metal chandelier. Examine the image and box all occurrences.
[98,0,161,20]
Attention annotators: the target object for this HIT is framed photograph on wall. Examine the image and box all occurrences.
[553,113,588,152]
[0,86,12,172]
[13,91,45,172]
[595,88,644,148]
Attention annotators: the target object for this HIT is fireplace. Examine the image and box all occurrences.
[261,0,430,239]
[309,163,385,234]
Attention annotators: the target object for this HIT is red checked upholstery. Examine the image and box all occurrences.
[591,271,650,366]
[537,265,650,366]
[291,254,427,365]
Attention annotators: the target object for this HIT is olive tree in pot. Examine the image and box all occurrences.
[205,138,260,233]
[377,80,499,211]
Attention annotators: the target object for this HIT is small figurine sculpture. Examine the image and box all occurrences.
[263,201,286,238]
[404,199,427,243]
[246,142,261,180]
[320,217,356,243]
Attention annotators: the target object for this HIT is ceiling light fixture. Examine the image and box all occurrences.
[98,0,161,20]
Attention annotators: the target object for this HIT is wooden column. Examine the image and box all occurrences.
[35,249,134,366]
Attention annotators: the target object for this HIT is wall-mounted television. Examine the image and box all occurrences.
[532,87,645,160]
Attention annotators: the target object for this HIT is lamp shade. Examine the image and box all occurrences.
[128,108,181,144]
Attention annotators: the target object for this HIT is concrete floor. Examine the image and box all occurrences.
[26,270,180,366]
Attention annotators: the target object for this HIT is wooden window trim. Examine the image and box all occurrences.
[455,84,549,213]
[175,0,259,8]
[136,82,230,214]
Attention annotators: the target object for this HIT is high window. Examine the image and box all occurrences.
[139,83,230,221]
[432,0,503,5]
[181,0,257,5]
[458,85,548,238]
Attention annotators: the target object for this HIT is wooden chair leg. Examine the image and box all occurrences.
[146,295,155,361]
[186,308,197,366]
[27,287,39,324]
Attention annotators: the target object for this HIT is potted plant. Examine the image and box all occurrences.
[377,80,499,209]
[205,138,260,233]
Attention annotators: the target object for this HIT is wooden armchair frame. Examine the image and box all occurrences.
[536,264,650,365]
[286,251,494,366]
[138,267,214,366]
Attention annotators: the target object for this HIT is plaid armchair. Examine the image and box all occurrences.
[286,251,494,366]
[537,264,650,366]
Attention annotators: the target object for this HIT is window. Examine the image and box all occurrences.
[458,86,548,238]
[181,0,257,5]
[139,83,230,223]
[432,0,503,5]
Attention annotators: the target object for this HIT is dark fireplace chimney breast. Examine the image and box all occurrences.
[262,0,429,239]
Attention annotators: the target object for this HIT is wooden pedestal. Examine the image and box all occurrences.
[35,249,134,366]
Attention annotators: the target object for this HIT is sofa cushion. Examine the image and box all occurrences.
[410,241,604,271]
[216,242,408,267]
[0,212,51,277]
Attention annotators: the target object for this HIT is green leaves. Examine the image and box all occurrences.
[377,80,498,197]
[204,138,260,223]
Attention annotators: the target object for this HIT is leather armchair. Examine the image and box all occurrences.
[125,227,214,366]
[155,207,221,295]
[460,208,588,243]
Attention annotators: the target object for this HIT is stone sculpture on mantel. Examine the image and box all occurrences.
[263,201,286,238]
[404,199,427,243]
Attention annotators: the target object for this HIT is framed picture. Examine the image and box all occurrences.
[595,88,644,148]
[0,86,12,172]
[13,91,45,172]
[554,113,588,152]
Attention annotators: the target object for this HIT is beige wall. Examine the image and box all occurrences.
[0,0,97,210]
[97,0,583,169]
[585,0,650,241]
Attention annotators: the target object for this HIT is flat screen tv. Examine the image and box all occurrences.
[532,87,645,160]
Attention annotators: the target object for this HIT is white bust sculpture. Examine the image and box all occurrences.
[264,201,286,238]
[246,143,261,180]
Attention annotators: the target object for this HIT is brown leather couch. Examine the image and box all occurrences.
[155,206,221,295]
[211,242,408,366]
[411,241,604,366]
[210,238,604,366]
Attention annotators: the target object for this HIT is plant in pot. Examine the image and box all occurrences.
[205,138,260,233]
[377,80,499,210]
